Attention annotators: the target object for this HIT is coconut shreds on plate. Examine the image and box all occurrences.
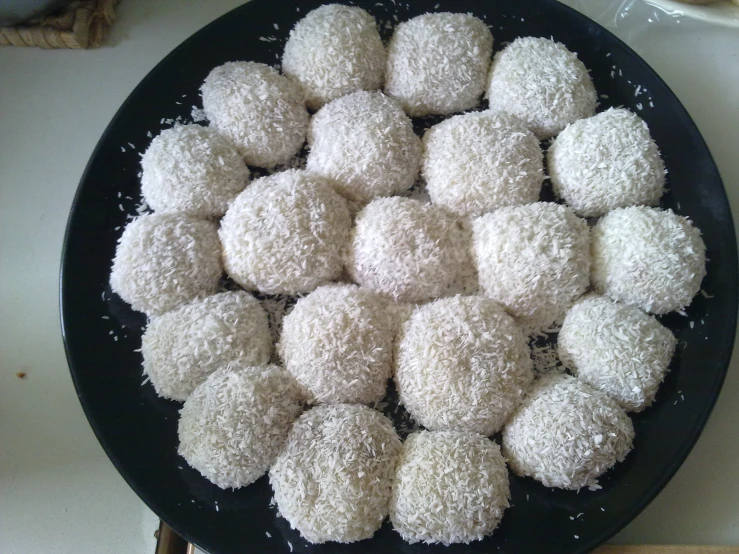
[390,430,510,545]
[269,404,401,544]
[279,283,397,404]
[282,5,386,110]
[558,293,677,412]
[396,295,533,436]
[591,206,707,314]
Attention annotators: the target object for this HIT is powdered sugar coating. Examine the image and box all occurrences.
[486,37,597,139]
[201,62,309,168]
[306,91,421,204]
[396,296,533,436]
[282,5,386,110]
[140,124,250,217]
[269,404,401,544]
[422,111,544,217]
[559,294,677,412]
[591,206,706,314]
[178,364,303,489]
[110,213,222,316]
[385,13,493,117]
[142,291,272,401]
[472,202,590,333]
[279,284,396,405]
[502,373,634,490]
[219,170,351,295]
[390,431,510,545]
[548,108,666,217]
[348,197,474,303]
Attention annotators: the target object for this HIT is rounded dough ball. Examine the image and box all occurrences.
[591,206,706,314]
[282,5,386,110]
[269,404,401,544]
[279,284,396,404]
[306,91,421,204]
[348,197,473,303]
[219,169,351,295]
[140,124,250,217]
[422,111,544,217]
[142,291,272,401]
[486,37,597,139]
[396,296,533,436]
[390,431,510,545]
[385,13,493,117]
[201,61,309,168]
[178,364,303,489]
[548,108,666,217]
[472,202,590,332]
[559,294,677,412]
[502,373,634,490]
[109,213,222,316]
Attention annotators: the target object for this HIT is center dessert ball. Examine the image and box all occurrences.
[219,169,351,295]
[396,295,533,436]
[348,197,473,303]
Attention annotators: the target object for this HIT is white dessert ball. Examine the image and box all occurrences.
[201,61,309,168]
[548,108,666,217]
[142,291,272,401]
[110,213,222,316]
[390,431,510,545]
[348,197,473,303]
[472,202,590,332]
[396,295,533,436]
[306,91,421,204]
[279,284,396,405]
[178,364,303,489]
[282,5,386,110]
[219,169,351,295]
[591,206,706,314]
[502,373,634,491]
[559,294,677,412]
[385,13,493,117]
[140,124,250,217]
[422,111,544,217]
[487,37,597,139]
[269,404,401,544]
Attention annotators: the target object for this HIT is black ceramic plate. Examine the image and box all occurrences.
[60,1,738,553]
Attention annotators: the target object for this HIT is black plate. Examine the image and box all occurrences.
[60,1,738,553]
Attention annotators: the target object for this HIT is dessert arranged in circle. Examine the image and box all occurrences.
[108,4,707,547]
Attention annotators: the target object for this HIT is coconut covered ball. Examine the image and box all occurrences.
[219,170,351,295]
[548,108,666,217]
[472,202,590,332]
[110,213,222,316]
[269,404,401,544]
[396,296,533,436]
[282,5,386,110]
[279,284,396,405]
[306,91,421,204]
[422,111,544,217]
[201,62,309,168]
[178,364,303,489]
[142,291,272,402]
[140,124,250,217]
[384,13,493,117]
[487,37,597,139]
[348,197,473,303]
[390,431,510,545]
[591,206,706,314]
[502,373,634,490]
[559,294,677,412]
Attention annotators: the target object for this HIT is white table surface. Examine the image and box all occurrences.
[0,1,737,553]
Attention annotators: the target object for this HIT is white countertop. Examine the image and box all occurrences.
[0,1,737,553]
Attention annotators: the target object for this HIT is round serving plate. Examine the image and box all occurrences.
[60,1,738,553]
